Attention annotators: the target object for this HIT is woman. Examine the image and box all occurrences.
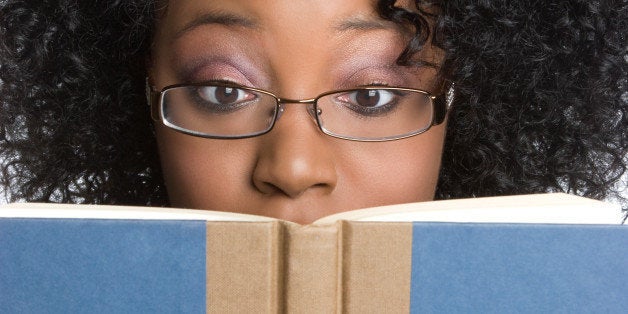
[1,0,626,223]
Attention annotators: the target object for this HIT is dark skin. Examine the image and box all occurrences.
[149,0,446,224]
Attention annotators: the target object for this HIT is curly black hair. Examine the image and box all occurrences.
[1,1,627,213]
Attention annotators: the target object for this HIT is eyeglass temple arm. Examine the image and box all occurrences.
[432,83,455,125]
[145,79,162,121]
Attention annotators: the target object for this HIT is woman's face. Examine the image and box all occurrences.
[150,0,446,224]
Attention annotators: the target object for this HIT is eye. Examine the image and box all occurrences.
[349,89,396,108]
[196,86,255,106]
[332,88,403,117]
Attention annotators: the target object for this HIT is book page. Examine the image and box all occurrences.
[1,193,624,224]
[314,193,624,225]
[0,202,276,222]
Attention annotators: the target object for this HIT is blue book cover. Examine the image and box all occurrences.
[0,197,626,312]
[408,223,628,313]
[0,218,207,313]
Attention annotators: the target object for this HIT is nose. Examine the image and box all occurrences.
[252,104,337,198]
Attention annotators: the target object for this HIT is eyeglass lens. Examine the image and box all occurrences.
[315,89,433,140]
[162,85,279,137]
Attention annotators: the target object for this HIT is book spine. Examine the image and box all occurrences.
[340,221,414,312]
[282,222,415,313]
[284,223,340,312]
[205,221,284,313]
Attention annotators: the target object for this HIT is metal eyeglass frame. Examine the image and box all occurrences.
[146,80,455,142]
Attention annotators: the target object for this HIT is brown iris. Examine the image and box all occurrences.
[214,87,239,104]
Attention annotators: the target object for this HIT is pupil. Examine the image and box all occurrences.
[356,90,379,107]
[216,87,238,104]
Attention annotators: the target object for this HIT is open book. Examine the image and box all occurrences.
[1,193,626,313]
[1,192,624,224]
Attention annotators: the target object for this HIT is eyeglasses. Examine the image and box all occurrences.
[146,81,454,142]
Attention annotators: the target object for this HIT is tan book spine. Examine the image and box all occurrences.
[282,221,413,313]
[340,221,413,313]
[205,221,284,313]
[284,223,339,313]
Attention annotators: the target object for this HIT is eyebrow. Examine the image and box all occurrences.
[173,11,259,40]
[333,16,395,32]
[172,11,395,43]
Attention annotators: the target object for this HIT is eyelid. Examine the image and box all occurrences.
[339,69,407,89]
[336,61,436,90]
[194,79,252,89]
[177,57,260,87]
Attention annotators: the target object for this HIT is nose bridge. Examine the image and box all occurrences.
[252,98,337,198]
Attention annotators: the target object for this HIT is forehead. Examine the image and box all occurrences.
[149,0,441,94]
[154,0,416,38]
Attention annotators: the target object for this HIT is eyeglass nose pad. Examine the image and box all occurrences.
[276,104,285,120]
[306,104,323,124]
[274,103,319,124]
